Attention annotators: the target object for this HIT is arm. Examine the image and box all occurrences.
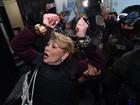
[102,51,133,89]
[11,26,41,65]
[11,13,61,65]
[87,47,107,70]
[85,43,107,76]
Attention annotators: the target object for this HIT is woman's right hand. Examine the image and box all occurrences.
[43,13,60,29]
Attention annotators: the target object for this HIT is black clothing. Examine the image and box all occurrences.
[104,23,135,66]
[73,35,106,71]
[34,59,77,105]
[71,30,106,105]
[102,49,140,105]
[85,0,101,17]
[11,26,78,105]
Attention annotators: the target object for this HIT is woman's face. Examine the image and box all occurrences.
[43,40,68,65]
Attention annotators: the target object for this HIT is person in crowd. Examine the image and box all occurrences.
[104,5,140,66]
[32,13,61,53]
[104,11,118,35]
[61,22,76,37]
[68,16,106,105]
[84,0,102,31]
[103,11,119,66]
[102,32,140,105]
[102,5,140,105]
[11,13,78,105]
[45,0,56,14]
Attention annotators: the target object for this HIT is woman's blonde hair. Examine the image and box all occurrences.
[50,32,75,54]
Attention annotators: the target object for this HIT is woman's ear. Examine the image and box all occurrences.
[61,52,69,61]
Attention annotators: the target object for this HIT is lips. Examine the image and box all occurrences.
[43,52,49,59]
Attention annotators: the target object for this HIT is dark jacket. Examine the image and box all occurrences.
[11,26,78,105]
[102,48,140,105]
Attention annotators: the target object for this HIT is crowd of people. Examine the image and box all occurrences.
[2,0,140,105]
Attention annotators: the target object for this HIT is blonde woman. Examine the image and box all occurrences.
[11,25,78,105]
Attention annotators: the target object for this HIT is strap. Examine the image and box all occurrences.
[28,66,39,104]
[21,66,39,105]
[30,69,38,104]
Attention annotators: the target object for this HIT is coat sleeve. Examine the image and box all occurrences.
[11,26,40,65]
[102,51,133,89]
[86,42,107,71]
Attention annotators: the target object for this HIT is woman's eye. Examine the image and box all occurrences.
[52,43,58,48]
[52,45,57,48]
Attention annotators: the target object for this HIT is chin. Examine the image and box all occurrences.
[43,59,49,64]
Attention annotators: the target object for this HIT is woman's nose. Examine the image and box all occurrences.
[44,45,51,51]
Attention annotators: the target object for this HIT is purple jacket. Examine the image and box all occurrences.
[11,26,39,65]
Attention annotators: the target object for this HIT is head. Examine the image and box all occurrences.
[108,12,118,21]
[119,5,140,37]
[65,22,72,29]
[119,5,140,29]
[45,1,56,13]
[43,32,74,65]
[119,11,139,30]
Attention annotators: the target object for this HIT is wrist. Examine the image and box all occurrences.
[35,24,47,36]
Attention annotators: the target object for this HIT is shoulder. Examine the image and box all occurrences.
[121,49,140,60]
[113,50,139,68]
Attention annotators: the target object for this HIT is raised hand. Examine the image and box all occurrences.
[43,13,60,29]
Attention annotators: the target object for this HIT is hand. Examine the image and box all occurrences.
[83,64,101,76]
[35,24,47,36]
[43,13,60,28]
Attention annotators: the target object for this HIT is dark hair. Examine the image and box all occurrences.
[108,12,118,17]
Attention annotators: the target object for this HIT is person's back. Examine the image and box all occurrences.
[102,48,140,105]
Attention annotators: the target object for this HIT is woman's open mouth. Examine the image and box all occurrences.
[43,53,49,59]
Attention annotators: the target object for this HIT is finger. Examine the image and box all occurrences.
[83,70,88,75]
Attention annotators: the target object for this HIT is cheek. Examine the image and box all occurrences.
[43,58,48,64]
[51,50,64,59]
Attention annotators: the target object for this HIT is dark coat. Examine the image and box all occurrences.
[102,49,140,105]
